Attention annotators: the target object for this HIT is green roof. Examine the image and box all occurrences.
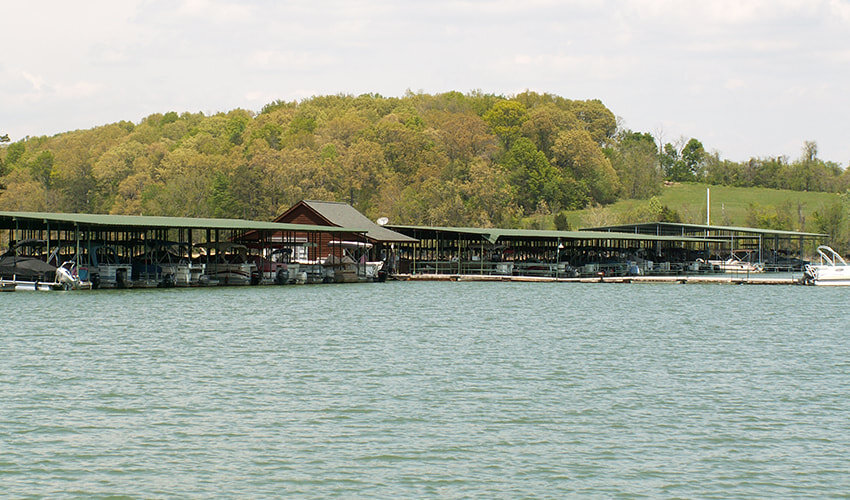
[387,224,718,244]
[0,211,369,234]
[581,222,827,238]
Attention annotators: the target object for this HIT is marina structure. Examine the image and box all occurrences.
[387,225,724,278]
[0,203,835,290]
[0,211,368,290]
[583,222,826,272]
[241,200,417,281]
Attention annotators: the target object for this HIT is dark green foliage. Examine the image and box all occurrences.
[621,197,681,224]
[745,202,795,230]
[5,142,25,166]
[160,111,179,126]
[554,212,570,230]
[811,195,849,247]
[662,138,705,182]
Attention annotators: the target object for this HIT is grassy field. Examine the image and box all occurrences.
[560,183,841,230]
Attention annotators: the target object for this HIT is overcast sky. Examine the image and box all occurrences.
[2,0,848,164]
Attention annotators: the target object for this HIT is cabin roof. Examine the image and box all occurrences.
[275,200,418,243]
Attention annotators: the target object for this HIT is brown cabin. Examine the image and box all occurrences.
[242,200,417,265]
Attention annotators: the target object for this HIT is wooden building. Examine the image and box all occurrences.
[268,200,417,264]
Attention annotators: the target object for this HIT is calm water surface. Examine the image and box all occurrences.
[2,282,848,497]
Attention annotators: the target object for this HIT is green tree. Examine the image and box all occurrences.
[551,129,620,204]
[609,131,661,199]
[621,196,681,223]
[565,99,617,145]
[503,137,557,213]
[208,171,238,218]
[661,138,705,182]
[29,151,55,188]
[483,100,528,147]
[811,196,849,248]
[681,138,706,179]
[5,141,25,166]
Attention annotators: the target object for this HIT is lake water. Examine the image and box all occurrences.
[2,281,848,497]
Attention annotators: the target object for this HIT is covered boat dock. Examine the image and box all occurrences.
[582,222,826,271]
[0,211,368,288]
[386,225,723,278]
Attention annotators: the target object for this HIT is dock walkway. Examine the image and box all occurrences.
[396,274,800,285]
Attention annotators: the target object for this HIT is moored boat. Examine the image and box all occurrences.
[801,246,850,286]
[195,242,258,286]
[708,250,764,273]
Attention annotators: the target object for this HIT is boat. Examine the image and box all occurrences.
[708,250,764,273]
[55,260,94,290]
[0,240,68,290]
[84,243,133,288]
[195,242,258,285]
[145,241,204,287]
[801,246,850,286]
[0,252,60,291]
[327,240,385,282]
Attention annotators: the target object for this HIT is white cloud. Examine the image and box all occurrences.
[8,69,102,104]
[246,50,337,71]
[510,53,634,81]
[174,0,255,22]
[2,0,850,162]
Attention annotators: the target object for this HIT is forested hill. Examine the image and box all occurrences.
[1,91,848,230]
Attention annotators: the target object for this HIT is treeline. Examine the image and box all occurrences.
[669,140,849,193]
[1,91,848,231]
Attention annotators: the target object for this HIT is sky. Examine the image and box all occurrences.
[1,0,849,164]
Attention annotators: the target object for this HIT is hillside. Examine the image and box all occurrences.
[1,92,847,245]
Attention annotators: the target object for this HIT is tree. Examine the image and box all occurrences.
[483,100,528,148]
[681,138,706,179]
[551,129,620,204]
[609,131,661,199]
[661,138,705,182]
[503,137,556,213]
[564,99,617,145]
[29,151,55,188]
[0,133,8,176]
[811,196,849,248]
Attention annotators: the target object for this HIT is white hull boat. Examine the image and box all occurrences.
[160,262,205,286]
[708,259,764,273]
[708,250,763,273]
[205,263,255,285]
[802,246,850,286]
[95,263,133,288]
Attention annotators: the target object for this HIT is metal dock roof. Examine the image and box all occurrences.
[581,222,827,238]
[0,211,369,234]
[387,224,720,244]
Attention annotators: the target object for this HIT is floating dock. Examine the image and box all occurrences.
[397,274,801,285]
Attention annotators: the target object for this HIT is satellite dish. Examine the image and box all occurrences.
[376,217,389,226]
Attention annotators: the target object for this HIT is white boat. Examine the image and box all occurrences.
[802,246,850,286]
[327,240,385,282]
[195,242,258,286]
[55,261,93,290]
[84,244,133,288]
[708,250,764,273]
[151,242,204,286]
